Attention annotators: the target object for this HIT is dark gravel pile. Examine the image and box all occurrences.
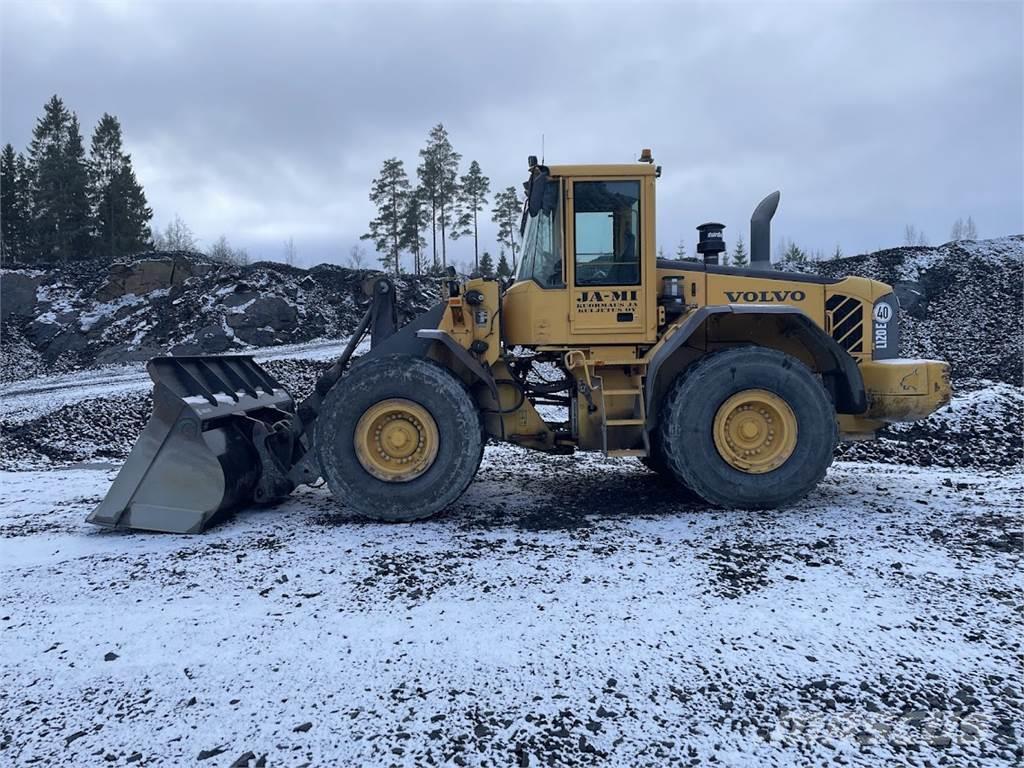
[810,236,1023,387]
[0,393,152,469]
[0,326,47,386]
[0,358,333,471]
[260,358,330,397]
[1,252,439,381]
[836,382,1022,469]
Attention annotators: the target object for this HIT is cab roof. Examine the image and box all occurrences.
[545,163,658,178]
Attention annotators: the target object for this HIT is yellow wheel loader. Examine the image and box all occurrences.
[88,151,951,533]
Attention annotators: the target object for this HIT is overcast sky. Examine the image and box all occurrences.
[3,0,1022,269]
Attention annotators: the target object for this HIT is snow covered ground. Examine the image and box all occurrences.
[1,341,1021,766]
[1,451,1021,767]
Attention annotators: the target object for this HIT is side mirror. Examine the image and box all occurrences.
[542,180,558,213]
[527,167,550,217]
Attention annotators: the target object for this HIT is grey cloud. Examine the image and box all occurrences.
[2,1,1021,267]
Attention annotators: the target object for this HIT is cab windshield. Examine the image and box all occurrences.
[517,183,563,288]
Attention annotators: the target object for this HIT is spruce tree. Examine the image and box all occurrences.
[1,145,32,262]
[453,160,490,269]
[675,239,687,259]
[731,235,748,266]
[28,96,93,261]
[361,157,410,276]
[781,241,809,271]
[491,186,522,270]
[496,250,511,278]
[478,250,495,278]
[89,113,153,259]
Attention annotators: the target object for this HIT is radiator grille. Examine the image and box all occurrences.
[825,294,864,354]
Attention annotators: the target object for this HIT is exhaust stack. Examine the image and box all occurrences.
[750,191,780,270]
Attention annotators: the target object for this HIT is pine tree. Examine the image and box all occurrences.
[453,160,490,269]
[435,127,461,269]
[400,187,428,274]
[29,96,93,261]
[88,113,153,259]
[675,239,687,259]
[491,186,522,270]
[496,250,511,278]
[731,235,748,266]
[417,134,441,270]
[362,157,410,276]
[417,124,461,270]
[1,144,32,262]
[478,250,495,278]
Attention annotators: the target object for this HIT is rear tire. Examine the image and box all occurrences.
[658,347,837,509]
[315,354,483,522]
[641,430,700,499]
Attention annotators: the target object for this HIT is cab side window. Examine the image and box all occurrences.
[574,180,641,286]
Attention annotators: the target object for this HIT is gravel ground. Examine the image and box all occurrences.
[1,454,1021,767]
[0,352,1021,767]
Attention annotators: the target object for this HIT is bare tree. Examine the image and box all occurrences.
[282,236,297,266]
[964,216,978,240]
[153,214,197,251]
[347,244,367,269]
[208,234,248,265]
[950,217,964,241]
[904,224,918,246]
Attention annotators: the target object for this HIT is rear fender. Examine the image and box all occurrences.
[645,305,867,427]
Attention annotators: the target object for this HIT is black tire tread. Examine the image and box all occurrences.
[314,354,483,522]
[659,346,837,509]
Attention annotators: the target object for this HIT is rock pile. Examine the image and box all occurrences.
[1,251,439,381]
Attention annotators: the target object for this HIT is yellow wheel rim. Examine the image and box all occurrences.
[354,399,439,482]
[713,389,798,474]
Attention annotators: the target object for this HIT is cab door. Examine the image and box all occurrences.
[568,177,653,340]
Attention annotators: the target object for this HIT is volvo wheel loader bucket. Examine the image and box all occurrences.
[87,356,296,534]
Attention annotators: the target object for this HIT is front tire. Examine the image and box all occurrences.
[315,354,483,522]
[658,347,837,509]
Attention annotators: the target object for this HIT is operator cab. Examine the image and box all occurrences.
[504,155,659,346]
